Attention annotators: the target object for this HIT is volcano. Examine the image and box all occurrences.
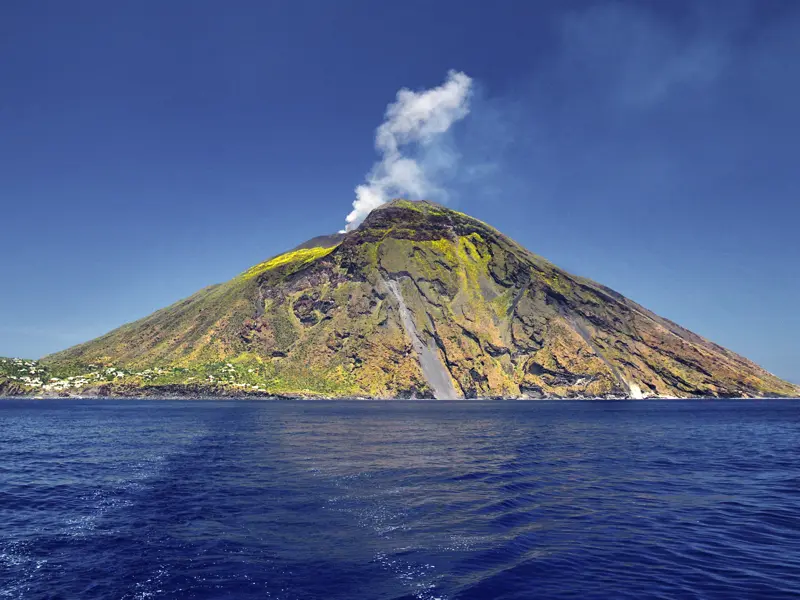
[12,200,796,399]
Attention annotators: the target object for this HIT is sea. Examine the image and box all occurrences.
[1,399,799,599]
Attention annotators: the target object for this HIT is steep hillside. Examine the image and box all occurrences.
[19,199,798,399]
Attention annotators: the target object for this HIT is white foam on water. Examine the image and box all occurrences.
[120,432,216,599]
[131,565,168,600]
[0,452,176,598]
[439,534,493,552]
[305,465,448,599]
[0,543,47,599]
[374,552,445,600]
[64,454,169,539]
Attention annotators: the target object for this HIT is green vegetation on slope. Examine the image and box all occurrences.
[240,245,338,280]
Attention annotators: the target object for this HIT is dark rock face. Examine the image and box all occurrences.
[36,199,799,400]
[292,233,346,251]
[0,379,26,396]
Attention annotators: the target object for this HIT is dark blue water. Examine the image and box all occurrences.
[2,400,800,599]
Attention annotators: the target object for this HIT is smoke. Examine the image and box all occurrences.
[343,70,473,231]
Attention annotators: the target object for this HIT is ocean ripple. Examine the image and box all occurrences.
[1,399,800,599]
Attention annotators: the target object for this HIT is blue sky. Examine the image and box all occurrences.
[1,0,798,382]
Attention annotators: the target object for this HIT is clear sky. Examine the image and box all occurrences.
[1,0,798,382]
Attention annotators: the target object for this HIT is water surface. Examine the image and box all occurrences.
[2,399,799,599]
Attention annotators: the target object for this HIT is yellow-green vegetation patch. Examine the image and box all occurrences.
[578,287,603,305]
[454,234,491,300]
[490,287,516,318]
[391,199,425,213]
[240,245,338,280]
[267,301,299,350]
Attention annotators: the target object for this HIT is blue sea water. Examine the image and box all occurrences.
[1,399,800,599]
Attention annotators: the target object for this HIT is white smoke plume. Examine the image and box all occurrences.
[343,70,473,231]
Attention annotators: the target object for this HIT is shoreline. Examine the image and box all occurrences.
[2,394,797,401]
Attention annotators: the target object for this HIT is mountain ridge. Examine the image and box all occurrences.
[2,200,797,399]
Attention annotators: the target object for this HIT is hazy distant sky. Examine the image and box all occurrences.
[1,0,798,382]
